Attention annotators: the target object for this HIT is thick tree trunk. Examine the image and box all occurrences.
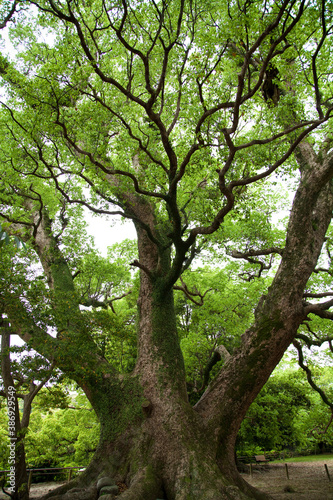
[38,207,271,500]
[41,281,269,500]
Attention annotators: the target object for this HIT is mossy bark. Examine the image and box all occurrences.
[39,227,272,500]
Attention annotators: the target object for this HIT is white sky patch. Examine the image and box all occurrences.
[84,209,137,256]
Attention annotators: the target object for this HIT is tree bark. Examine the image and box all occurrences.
[0,331,29,500]
[40,280,268,500]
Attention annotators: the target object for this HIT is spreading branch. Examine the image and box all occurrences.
[173,277,213,306]
[0,1,17,30]
[303,298,333,320]
[231,248,283,280]
[80,290,132,314]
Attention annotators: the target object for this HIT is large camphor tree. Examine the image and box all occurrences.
[1,0,333,499]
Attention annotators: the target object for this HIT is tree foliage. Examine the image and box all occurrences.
[1,1,333,499]
[237,364,333,456]
[0,386,100,471]
[25,389,100,470]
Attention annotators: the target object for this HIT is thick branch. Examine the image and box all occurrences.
[80,290,132,314]
[193,139,333,458]
[303,298,333,319]
[296,332,333,348]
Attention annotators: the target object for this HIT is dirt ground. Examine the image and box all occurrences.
[243,459,333,499]
[0,482,62,500]
[1,461,333,499]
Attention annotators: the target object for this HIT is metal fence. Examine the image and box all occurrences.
[0,466,85,491]
[240,460,333,498]
[243,461,332,481]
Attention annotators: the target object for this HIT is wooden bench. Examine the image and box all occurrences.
[255,455,269,464]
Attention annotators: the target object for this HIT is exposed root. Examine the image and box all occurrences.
[117,467,163,500]
[39,458,100,500]
[40,485,98,500]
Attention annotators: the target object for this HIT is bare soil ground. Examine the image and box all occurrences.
[0,482,62,499]
[1,461,333,499]
[29,482,65,499]
[243,459,333,499]
[0,482,65,499]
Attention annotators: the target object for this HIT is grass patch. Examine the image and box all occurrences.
[274,454,333,463]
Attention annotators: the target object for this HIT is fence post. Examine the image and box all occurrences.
[325,464,331,482]
[285,463,289,480]
[28,470,33,491]
[68,469,73,482]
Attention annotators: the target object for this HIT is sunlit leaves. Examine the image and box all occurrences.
[176,265,268,399]
[237,369,313,454]
[25,389,99,468]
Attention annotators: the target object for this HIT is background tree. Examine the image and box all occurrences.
[0,241,58,500]
[25,388,100,472]
[0,384,100,479]
[237,369,312,456]
[1,1,333,500]
[237,362,333,457]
